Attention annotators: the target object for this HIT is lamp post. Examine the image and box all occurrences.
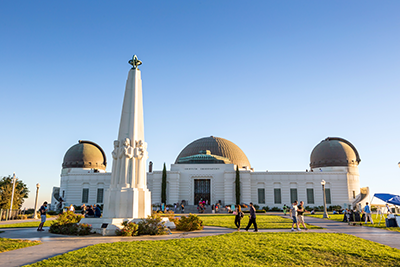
[321,180,329,219]
[33,183,40,219]
[9,173,17,220]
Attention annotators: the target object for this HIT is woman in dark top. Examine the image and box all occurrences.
[234,204,243,231]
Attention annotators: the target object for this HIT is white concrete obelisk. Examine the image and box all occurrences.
[102,55,151,221]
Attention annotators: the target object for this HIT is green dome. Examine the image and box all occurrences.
[175,136,251,168]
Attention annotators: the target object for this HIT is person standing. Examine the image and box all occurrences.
[234,204,244,231]
[181,202,185,213]
[364,202,374,224]
[290,200,300,231]
[81,204,87,216]
[297,201,308,230]
[245,202,258,232]
[283,204,288,216]
[69,204,75,212]
[37,201,48,232]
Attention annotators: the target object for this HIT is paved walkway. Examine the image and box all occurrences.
[1,215,400,266]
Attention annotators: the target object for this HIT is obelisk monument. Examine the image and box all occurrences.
[103,55,151,220]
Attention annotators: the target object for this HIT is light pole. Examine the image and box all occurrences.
[33,183,40,219]
[9,173,17,220]
[321,180,329,219]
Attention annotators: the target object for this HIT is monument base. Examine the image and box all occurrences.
[80,217,176,236]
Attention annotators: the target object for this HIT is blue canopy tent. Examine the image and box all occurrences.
[373,193,400,206]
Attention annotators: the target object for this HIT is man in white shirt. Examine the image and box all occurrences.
[290,200,300,231]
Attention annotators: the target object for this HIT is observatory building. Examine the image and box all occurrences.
[55,135,364,210]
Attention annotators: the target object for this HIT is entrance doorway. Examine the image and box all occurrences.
[194,179,210,204]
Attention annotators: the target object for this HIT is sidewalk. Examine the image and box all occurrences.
[0,217,56,225]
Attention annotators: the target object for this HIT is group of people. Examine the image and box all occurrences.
[233,202,258,232]
[80,204,102,218]
[290,200,309,231]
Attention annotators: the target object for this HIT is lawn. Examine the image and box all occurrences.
[305,213,400,233]
[0,238,40,253]
[0,221,53,229]
[199,214,321,229]
[28,232,400,266]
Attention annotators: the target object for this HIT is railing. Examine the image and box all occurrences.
[0,209,25,221]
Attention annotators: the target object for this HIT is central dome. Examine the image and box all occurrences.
[175,136,251,168]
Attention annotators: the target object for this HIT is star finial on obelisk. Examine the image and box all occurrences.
[128,55,142,69]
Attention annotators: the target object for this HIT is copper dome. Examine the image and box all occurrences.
[62,140,107,170]
[175,136,251,168]
[310,137,360,168]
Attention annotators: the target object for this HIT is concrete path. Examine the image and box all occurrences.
[0,217,56,226]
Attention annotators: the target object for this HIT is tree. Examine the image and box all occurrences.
[0,176,29,209]
[161,163,167,204]
[235,165,240,205]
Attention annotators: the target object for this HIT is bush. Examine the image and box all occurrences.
[253,204,260,210]
[49,211,92,235]
[137,213,168,235]
[175,214,203,231]
[47,211,58,216]
[18,215,28,220]
[115,221,139,236]
[262,206,270,211]
[25,209,34,215]
[328,205,342,211]
[270,207,281,212]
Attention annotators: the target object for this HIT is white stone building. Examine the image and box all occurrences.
[56,135,364,209]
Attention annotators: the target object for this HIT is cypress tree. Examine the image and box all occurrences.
[161,163,167,204]
[235,165,240,205]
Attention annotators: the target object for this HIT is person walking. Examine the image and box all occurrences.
[245,202,258,232]
[283,204,288,216]
[290,200,300,231]
[234,204,244,231]
[364,202,374,224]
[181,202,185,213]
[297,201,308,230]
[37,201,48,232]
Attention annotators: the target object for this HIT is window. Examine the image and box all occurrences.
[97,188,104,203]
[290,188,298,204]
[307,188,314,204]
[62,190,65,198]
[82,188,89,203]
[274,188,281,204]
[325,189,331,204]
[352,191,356,199]
[258,188,265,204]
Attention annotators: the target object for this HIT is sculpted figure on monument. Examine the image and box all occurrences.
[134,140,147,160]
[118,138,134,185]
[110,140,120,185]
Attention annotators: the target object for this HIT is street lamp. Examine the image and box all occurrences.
[33,183,40,219]
[321,180,329,219]
[9,173,17,220]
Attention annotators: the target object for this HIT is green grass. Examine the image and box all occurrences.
[0,221,53,229]
[0,238,40,253]
[199,214,321,229]
[28,232,400,266]
[305,213,400,233]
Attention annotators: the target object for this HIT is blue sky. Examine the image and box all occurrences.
[1,1,399,208]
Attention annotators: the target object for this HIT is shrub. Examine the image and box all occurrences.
[49,211,92,235]
[25,209,35,215]
[328,205,342,211]
[18,215,28,220]
[262,206,270,211]
[270,207,281,212]
[253,204,260,210]
[137,213,168,235]
[47,211,58,216]
[115,221,139,236]
[175,214,203,231]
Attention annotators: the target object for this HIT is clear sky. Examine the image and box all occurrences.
[1,1,399,208]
